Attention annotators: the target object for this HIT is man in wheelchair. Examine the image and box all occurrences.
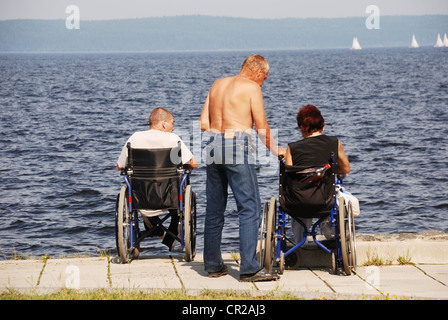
[117,107,197,253]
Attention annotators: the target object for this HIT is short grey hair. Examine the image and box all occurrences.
[241,54,270,74]
[149,107,173,127]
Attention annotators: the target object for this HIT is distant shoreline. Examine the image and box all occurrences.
[0,45,447,55]
[1,15,447,52]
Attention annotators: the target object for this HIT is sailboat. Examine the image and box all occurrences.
[410,34,419,48]
[434,33,444,47]
[443,33,448,47]
[351,37,362,50]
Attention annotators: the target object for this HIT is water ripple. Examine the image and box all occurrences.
[1,48,447,258]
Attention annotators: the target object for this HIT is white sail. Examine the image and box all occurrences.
[434,33,444,47]
[351,37,362,50]
[410,34,419,48]
[443,33,448,47]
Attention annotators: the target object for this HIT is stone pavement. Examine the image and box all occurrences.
[1,234,447,300]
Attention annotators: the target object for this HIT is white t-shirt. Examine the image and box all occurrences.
[117,129,193,169]
[117,129,194,217]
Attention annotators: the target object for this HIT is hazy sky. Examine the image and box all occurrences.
[1,0,447,20]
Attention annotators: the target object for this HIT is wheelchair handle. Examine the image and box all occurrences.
[337,173,346,180]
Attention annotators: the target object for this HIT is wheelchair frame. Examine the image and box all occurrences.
[114,143,197,263]
[259,160,357,275]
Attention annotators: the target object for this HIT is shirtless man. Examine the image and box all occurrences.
[200,54,285,282]
[200,55,283,156]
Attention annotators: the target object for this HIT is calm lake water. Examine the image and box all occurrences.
[1,47,447,259]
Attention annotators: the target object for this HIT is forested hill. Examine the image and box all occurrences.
[0,15,447,52]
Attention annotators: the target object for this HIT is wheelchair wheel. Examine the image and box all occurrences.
[338,197,356,275]
[183,185,196,262]
[116,186,133,263]
[285,249,300,271]
[331,251,338,275]
[348,205,358,271]
[264,197,277,273]
[279,251,285,274]
[258,201,269,267]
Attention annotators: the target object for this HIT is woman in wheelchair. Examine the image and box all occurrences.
[259,104,355,275]
[285,104,350,243]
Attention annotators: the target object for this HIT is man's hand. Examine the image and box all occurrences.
[277,147,286,159]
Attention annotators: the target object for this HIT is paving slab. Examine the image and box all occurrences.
[416,265,448,286]
[255,268,334,298]
[172,255,255,294]
[110,255,182,290]
[0,259,44,293]
[38,258,109,293]
[311,268,375,299]
[355,265,448,300]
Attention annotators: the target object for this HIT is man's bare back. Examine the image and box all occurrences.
[200,57,285,157]
[201,75,261,134]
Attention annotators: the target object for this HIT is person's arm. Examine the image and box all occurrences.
[184,156,198,170]
[335,140,350,174]
[178,137,199,170]
[116,141,129,171]
[250,85,286,157]
[285,146,293,165]
[200,92,210,132]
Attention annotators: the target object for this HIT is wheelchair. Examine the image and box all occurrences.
[115,142,197,263]
[259,155,357,275]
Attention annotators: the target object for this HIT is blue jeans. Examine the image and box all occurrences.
[203,133,261,275]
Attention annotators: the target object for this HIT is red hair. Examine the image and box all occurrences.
[296,105,325,134]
